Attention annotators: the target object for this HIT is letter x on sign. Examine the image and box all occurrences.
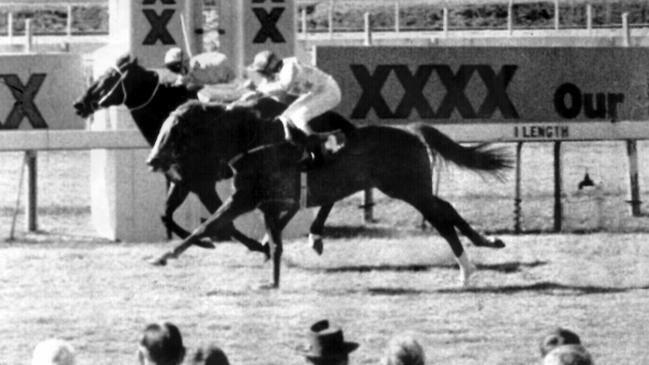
[0,74,47,129]
[252,0,286,43]
[350,64,518,120]
[142,0,177,45]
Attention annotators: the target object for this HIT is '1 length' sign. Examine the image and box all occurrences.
[315,46,649,141]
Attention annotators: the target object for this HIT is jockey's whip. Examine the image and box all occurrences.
[180,13,194,59]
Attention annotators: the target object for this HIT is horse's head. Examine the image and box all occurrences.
[147,101,228,182]
[73,54,146,118]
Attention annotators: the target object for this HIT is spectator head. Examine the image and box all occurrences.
[301,320,359,365]
[543,345,593,365]
[138,322,186,365]
[31,339,75,365]
[540,327,581,357]
[190,343,230,365]
[381,335,425,365]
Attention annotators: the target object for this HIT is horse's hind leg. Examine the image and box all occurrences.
[150,192,257,266]
[381,187,477,286]
[426,195,505,249]
[162,181,191,239]
[451,211,505,249]
[309,203,334,255]
[196,183,268,256]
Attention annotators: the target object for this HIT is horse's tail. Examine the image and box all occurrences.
[409,122,513,180]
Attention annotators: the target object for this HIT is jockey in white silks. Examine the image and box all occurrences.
[164,47,238,102]
[244,50,342,145]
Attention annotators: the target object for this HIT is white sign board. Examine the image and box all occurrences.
[316,46,649,141]
[0,54,84,130]
[128,0,202,68]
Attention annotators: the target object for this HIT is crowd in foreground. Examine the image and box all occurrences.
[29,321,593,365]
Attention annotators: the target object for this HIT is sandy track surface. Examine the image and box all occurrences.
[1,233,648,365]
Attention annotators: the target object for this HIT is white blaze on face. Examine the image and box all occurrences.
[148,114,177,167]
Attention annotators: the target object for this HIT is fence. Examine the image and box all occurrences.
[295,0,649,35]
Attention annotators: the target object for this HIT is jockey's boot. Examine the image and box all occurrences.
[305,135,325,167]
[281,120,308,146]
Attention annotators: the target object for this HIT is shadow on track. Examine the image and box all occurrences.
[362,282,649,296]
[286,261,547,274]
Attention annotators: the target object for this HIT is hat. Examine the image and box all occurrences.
[140,322,185,365]
[31,338,75,365]
[165,47,184,65]
[249,50,279,74]
[191,343,230,365]
[543,345,593,365]
[301,320,359,360]
[540,327,581,357]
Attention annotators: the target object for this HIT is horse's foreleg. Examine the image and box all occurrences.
[261,205,286,289]
[162,181,192,239]
[196,184,268,256]
[309,203,333,255]
[150,193,256,266]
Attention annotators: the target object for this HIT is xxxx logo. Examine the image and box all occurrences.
[0,73,47,129]
[142,0,176,46]
[350,64,519,119]
[251,0,286,44]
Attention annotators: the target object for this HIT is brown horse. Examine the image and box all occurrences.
[147,101,512,288]
[73,54,353,255]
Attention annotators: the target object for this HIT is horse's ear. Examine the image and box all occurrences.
[131,57,139,66]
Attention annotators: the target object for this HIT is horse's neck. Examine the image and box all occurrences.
[131,83,192,146]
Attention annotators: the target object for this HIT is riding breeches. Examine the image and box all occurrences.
[278,76,341,134]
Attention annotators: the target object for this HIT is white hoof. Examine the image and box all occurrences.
[460,264,477,287]
[261,233,270,246]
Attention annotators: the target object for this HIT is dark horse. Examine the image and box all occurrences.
[73,54,352,255]
[147,101,512,288]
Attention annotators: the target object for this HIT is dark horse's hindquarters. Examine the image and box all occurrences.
[149,102,511,288]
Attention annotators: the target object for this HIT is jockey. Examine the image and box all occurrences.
[245,50,342,146]
[164,47,237,101]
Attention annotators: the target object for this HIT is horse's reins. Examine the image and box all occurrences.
[99,65,160,112]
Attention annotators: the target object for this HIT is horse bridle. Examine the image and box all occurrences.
[98,64,160,112]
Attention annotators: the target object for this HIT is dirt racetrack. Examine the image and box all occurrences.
[1,233,649,365]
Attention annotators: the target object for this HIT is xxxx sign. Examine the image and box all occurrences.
[0,54,84,130]
[315,47,649,140]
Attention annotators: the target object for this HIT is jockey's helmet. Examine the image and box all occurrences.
[164,47,185,74]
[250,50,281,75]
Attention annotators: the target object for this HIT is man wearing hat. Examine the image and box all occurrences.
[244,50,342,148]
[301,320,359,365]
[164,47,238,102]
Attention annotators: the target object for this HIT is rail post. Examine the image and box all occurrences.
[23,19,38,232]
[66,4,74,39]
[622,12,642,216]
[7,12,13,41]
[514,142,523,233]
[586,3,592,32]
[328,0,334,38]
[362,12,375,223]
[301,8,307,37]
[554,0,560,30]
[553,142,563,232]
[507,0,513,36]
[443,7,449,37]
[394,0,400,33]
[363,12,372,46]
